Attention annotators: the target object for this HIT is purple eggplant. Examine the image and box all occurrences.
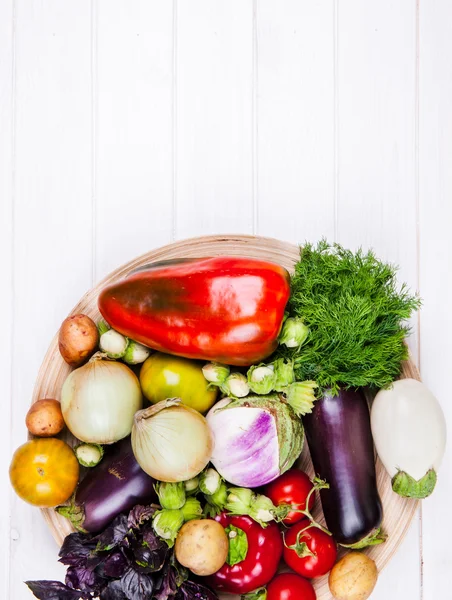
[57,436,157,533]
[303,388,383,547]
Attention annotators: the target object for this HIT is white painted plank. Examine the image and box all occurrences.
[0,1,13,598]
[175,0,254,238]
[336,2,421,598]
[256,0,335,243]
[10,2,92,598]
[419,1,452,597]
[95,0,174,281]
[336,0,419,348]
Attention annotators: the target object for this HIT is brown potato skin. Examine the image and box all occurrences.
[329,551,378,600]
[26,399,65,437]
[58,314,99,367]
[175,519,228,576]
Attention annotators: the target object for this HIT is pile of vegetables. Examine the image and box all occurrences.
[8,242,447,600]
[26,504,218,600]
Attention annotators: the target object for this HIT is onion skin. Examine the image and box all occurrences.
[58,437,157,533]
[61,357,143,444]
[58,314,99,367]
[303,388,383,546]
[132,399,213,483]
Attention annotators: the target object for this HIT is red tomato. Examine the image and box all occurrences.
[267,573,316,600]
[264,469,315,525]
[283,520,337,578]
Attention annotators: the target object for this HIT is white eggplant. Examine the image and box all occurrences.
[371,378,446,499]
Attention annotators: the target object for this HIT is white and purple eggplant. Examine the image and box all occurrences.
[303,388,384,548]
[206,393,308,488]
[371,378,447,499]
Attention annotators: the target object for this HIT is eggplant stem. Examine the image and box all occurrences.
[340,527,387,549]
[55,495,87,533]
[392,469,437,499]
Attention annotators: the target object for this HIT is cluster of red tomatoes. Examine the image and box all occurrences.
[210,469,337,600]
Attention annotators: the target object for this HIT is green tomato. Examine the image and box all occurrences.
[140,352,218,413]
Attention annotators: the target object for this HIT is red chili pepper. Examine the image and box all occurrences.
[98,256,290,366]
[208,514,283,595]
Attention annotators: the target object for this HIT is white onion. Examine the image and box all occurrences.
[132,398,213,482]
[61,353,142,444]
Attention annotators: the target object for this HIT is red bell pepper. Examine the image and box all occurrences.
[98,256,290,366]
[208,514,283,595]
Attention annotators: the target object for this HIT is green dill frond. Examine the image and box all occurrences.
[276,240,421,393]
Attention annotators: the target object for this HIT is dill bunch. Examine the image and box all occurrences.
[277,240,421,395]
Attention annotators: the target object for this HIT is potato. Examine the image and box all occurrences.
[329,552,378,600]
[175,519,228,576]
[26,399,65,437]
[59,314,99,367]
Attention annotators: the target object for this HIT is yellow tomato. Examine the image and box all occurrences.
[9,438,79,507]
[140,352,218,413]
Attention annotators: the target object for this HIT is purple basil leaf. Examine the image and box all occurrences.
[94,514,129,552]
[85,553,105,572]
[120,567,154,599]
[133,542,168,574]
[59,532,96,567]
[170,556,189,587]
[99,580,127,600]
[132,525,168,573]
[99,551,129,579]
[127,504,158,529]
[154,559,189,600]
[176,581,218,600]
[25,580,91,600]
[65,566,105,593]
[153,565,177,600]
[141,522,167,552]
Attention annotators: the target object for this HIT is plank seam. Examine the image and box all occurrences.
[7,0,17,596]
[415,1,423,598]
[252,0,258,235]
[91,0,98,284]
[415,0,421,373]
[172,0,178,241]
[333,0,339,242]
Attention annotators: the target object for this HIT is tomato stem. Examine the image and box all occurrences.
[283,530,315,558]
[241,587,267,600]
[275,477,332,536]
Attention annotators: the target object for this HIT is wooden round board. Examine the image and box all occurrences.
[31,234,420,599]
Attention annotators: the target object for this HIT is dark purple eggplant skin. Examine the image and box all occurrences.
[75,436,156,533]
[303,388,382,546]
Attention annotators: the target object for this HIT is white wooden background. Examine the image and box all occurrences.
[0,1,451,598]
